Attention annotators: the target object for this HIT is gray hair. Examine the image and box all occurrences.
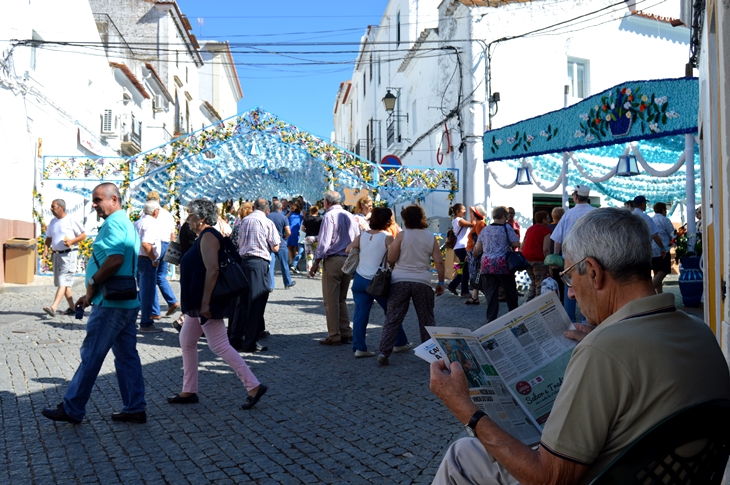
[254,197,270,212]
[187,199,218,225]
[52,199,66,210]
[270,201,281,212]
[562,208,652,282]
[324,191,342,205]
[142,200,161,215]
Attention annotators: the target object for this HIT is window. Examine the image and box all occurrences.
[377,57,381,85]
[369,53,373,81]
[396,11,401,47]
[567,58,589,99]
[176,51,179,68]
[363,72,366,97]
[185,66,188,83]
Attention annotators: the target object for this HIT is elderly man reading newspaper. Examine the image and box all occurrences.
[429,208,730,485]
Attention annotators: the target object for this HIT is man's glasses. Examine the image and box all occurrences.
[559,257,587,288]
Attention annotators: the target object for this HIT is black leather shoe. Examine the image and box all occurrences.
[111,411,147,424]
[167,393,199,404]
[242,384,267,410]
[240,342,268,352]
[42,403,81,424]
[341,336,353,344]
[259,330,271,339]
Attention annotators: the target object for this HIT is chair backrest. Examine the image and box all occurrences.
[590,399,730,485]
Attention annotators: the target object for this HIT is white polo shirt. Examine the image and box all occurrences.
[156,207,176,243]
[134,214,161,259]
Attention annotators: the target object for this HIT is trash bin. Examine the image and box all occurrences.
[4,238,36,284]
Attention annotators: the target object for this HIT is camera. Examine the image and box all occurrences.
[75,306,84,320]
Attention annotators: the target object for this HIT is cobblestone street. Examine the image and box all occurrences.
[0,273,686,484]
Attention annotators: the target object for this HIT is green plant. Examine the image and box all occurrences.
[674,226,702,263]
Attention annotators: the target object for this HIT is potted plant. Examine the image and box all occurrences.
[674,226,703,308]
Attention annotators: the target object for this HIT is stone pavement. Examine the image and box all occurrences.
[0,273,691,484]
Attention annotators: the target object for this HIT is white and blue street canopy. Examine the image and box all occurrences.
[482,77,700,205]
[40,108,459,210]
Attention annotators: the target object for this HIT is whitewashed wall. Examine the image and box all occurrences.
[333,0,690,232]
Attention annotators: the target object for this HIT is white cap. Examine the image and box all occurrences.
[573,184,590,197]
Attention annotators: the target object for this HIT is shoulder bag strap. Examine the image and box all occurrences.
[91,245,136,277]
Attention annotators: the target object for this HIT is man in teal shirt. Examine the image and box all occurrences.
[42,183,147,424]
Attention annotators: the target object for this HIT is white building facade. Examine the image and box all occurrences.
[333,0,691,229]
[0,0,242,284]
[0,0,120,282]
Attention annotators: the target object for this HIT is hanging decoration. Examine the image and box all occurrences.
[483,77,699,164]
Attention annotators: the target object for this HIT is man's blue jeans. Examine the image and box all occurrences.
[137,256,157,327]
[269,246,293,289]
[351,273,408,352]
[152,241,178,316]
[63,305,145,421]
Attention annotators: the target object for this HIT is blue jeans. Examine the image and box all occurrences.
[290,243,305,269]
[152,241,178,316]
[563,291,577,323]
[351,273,408,352]
[270,246,293,289]
[137,256,157,327]
[63,305,145,421]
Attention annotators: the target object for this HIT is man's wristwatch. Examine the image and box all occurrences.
[88,277,96,286]
[464,410,487,437]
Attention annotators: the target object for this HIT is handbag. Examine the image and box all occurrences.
[162,241,183,265]
[341,247,360,275]
[444,225,464,249]
[366,252,391,297]
[92,252,138,301]
[502,224,530,273]
[209,234,248,302]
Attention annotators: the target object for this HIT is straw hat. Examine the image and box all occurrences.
[147,190,161,201]
[471,204,487,220]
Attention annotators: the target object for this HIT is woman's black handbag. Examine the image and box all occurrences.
[211,237,249,302]
[92,252,138,301]
[502,224,530,273]
[366,253,391,297]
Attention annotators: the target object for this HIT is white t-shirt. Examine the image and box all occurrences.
[47,215,84,251]
[156,207,176,242]
[134,214,161,259]
[550,203,595,245]
[452,218,470,250]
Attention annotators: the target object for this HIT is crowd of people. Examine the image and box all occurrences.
[40,182,696,427]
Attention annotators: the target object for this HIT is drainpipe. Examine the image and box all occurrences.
[684,133,696,249]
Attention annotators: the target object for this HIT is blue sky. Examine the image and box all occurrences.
[176,0,390,141]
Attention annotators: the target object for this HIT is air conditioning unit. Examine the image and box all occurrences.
[101,109,116,135]
[152,94,164,112]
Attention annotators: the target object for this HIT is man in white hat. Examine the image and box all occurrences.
[550,184,595,322]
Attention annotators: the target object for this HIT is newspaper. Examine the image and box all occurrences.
[421,291,576,446]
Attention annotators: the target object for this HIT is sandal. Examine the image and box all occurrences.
[465,298,480,305]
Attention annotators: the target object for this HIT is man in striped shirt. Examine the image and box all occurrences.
[309,191,359,345]
[230,198,280,353]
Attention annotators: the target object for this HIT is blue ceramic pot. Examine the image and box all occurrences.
[678,256,703,308]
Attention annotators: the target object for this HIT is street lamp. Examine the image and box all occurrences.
[382,90,397,112]
[615,154,639,177]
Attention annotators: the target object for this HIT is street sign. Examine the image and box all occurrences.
[381,154,401,167]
